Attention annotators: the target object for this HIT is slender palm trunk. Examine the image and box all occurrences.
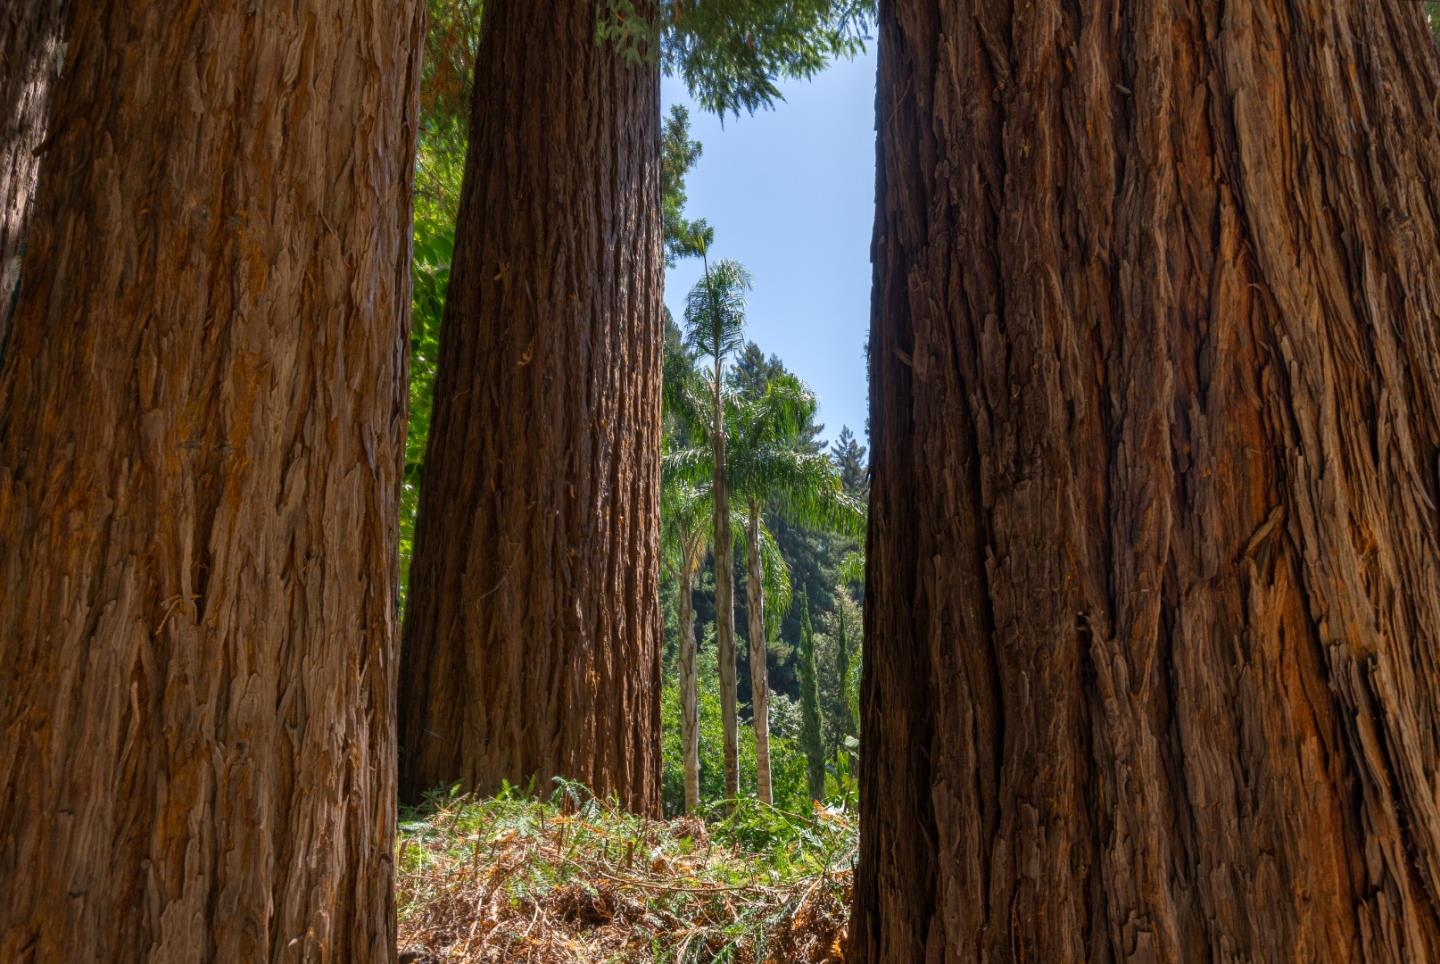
[744,501,773,804]
[712,373,738,804]
[705,250,740,806]
[678,541,701,813]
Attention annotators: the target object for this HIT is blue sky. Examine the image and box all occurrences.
[661,46,877,447]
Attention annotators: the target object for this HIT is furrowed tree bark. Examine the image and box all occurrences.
[0,1,422,960]
[744,503,774,805]
[399,0,664,814]
[0,0,68,347]
[679,540,702,813]
[855,0,1440,960]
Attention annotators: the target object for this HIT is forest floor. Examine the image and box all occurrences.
[396,784,854,962]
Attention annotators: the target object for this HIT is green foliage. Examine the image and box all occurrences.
[797,593,826,802]
[662,105,713,265]
[599,0,875,117]
[666,371,864,548]
[661,632,809,815]
[667,262,867,814]
[401,151,463,596]
[831,425,867,499]
[814,588,861,764]
[684,257,752,367]
[418,0,483,207]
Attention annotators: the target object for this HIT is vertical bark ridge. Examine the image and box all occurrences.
[855,0,1440,960]
[398,0,664,815]
[0,1,422,960]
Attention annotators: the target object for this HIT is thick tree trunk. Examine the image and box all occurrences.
[398,0,664,814]
[744,503,774,805]
[855,1,1440,960]
[679,544,701,813]
[0,0,67,346]
[713,358,740,805]
[0,1,421,960]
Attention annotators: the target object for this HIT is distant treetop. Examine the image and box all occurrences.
[599,0,875,117]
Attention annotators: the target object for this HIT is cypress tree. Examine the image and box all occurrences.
[797,591,826,803]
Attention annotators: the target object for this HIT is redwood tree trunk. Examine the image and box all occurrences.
[679,545,701,813]
[745,503,774,805]
[0,1,421,960]
[0,0,68,345]
[398,0,664,814]
[855,1,1440,960]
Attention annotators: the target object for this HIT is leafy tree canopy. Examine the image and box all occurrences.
[662,106,713,264]
[599,0,875,117]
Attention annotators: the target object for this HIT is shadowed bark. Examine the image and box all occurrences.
[855,0,1440,960]
[0,1,422,960]
[1,0,68,348]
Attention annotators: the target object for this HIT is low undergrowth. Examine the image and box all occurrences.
[396,780,856,963]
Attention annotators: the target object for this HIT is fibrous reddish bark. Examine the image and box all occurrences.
[0,0,68,346]
[855,0,1440,960]
[0,1,422,959]
[399,0,664,814]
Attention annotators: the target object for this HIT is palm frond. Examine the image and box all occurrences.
[837,548,866,586]
[684,258,751,365]
[728,445,865,538]
[662,443,715,490]
[758,520,793,633]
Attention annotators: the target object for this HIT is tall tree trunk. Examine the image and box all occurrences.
[0,1,421,959]
[744,501,773,805]
[0,0,68,347]
[855,1,1440,961]
[712,353,740,805]
[399,0,664,814]
[679,541,702,813]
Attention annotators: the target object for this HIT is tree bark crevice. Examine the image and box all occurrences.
[0,1,422,958]
[398,0,664,815]
[855,1,1440,960]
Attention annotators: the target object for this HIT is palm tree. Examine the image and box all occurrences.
[662,330,790,812]
[724,373,864,803]
[667,368,863,803]
[682,256,750,805]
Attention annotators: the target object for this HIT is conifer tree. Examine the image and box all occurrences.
[797,592,826,802]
